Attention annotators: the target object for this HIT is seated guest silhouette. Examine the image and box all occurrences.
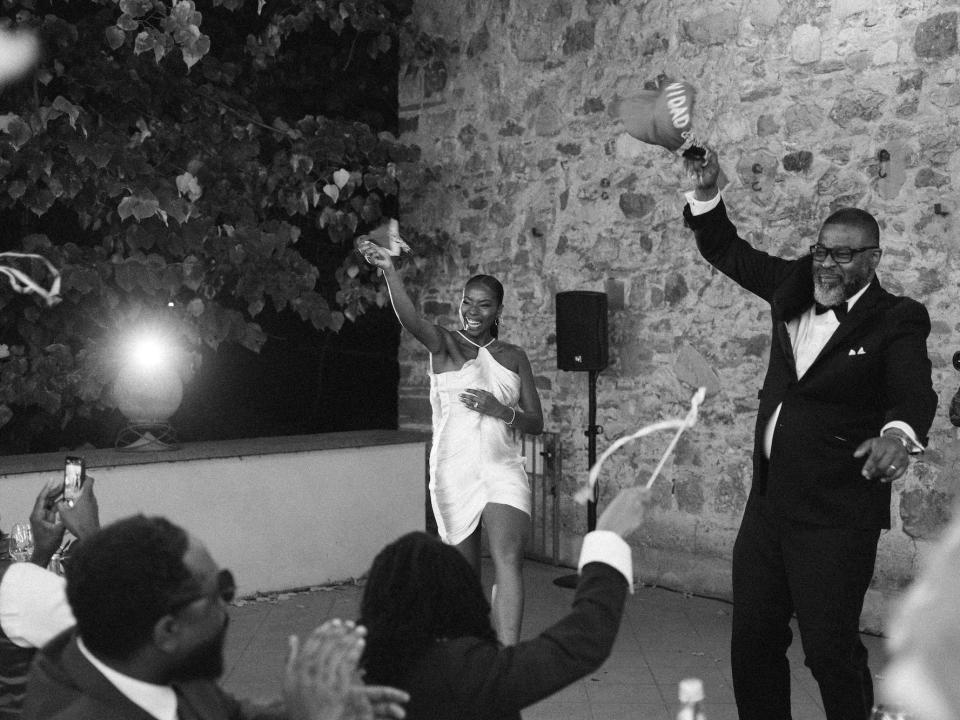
[358,485,651,720]
[23,514,408,720]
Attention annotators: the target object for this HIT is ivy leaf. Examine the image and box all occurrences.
[51,96,81,129]
[134,30,155,56]
[241,322,267,352]
[87,143,113,169]
[176,171,202,201]
[117,192,161,221]
[114,262,136,292]
[182,255,204,291]
[26,188,55,216]
[317,206,336,229]
[181,33,211,70]
[105,26,126,50]
[301,184,320,209]
[7,180,26,200]
[118,14,140,32]
[290,153,313,174]
[163,197,192,224]
[160,265,183,295]
[119,0,153,18]
[323,183,339,203]
[333,167,350,188]
[0,114,32,149]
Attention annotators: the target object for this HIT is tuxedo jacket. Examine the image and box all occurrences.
[22,630,285,720]
[684,200,937,529]
[396,561,627,720]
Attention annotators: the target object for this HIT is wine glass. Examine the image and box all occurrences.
[8,522,33,562]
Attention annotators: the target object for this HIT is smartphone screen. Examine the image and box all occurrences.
[63,456,85,505]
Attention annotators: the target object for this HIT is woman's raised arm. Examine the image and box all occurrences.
[359,240,444,354]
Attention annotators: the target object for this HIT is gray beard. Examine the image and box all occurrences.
[813,281,846,307]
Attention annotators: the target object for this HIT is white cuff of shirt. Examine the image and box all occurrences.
[684,190,722,216]
[0,562,75,648]
[881,421,924,453]
[578,530,634,593]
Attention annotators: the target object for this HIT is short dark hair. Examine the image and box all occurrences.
[66,515,194,661]
[821,207,880,245]
[359,532,496,686]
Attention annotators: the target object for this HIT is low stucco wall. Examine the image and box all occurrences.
[0,431,428,595]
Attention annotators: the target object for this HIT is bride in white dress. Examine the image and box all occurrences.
[360,239,544,646]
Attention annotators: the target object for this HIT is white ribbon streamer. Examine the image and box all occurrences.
[575,386,707,505]
[0,252,61,305]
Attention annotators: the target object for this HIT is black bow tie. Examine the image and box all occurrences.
[815,302,847,319]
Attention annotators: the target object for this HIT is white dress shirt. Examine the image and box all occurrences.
[77,637,179,720]
[685,190,922,457]
[578,530,634,592]
[0,562,75,648]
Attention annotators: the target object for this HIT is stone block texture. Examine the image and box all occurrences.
[399,0,960,634]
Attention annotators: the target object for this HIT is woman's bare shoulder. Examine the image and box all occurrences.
[496,340,529,358]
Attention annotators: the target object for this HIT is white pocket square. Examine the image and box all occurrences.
[857,347,866,355]
[848,349,856,356]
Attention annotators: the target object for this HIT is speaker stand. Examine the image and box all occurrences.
[554,369,601,589]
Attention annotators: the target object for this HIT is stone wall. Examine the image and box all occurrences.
[397,0,960,633]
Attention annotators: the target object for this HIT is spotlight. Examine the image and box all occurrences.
[128,334,166,370]
[113,329,183,451]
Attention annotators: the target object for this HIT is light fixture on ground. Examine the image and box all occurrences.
[113,332,183,450]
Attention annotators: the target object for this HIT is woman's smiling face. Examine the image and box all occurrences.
[459,282,500,338]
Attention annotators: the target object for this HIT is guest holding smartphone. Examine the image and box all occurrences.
[0,475,100,718]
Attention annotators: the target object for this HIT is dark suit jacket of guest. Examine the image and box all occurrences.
[397,561,627,720]
[684,199,937,529]
[22,630,285,720]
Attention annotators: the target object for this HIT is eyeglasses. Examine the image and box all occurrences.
[168,569,235,614]
[810,244,880,264]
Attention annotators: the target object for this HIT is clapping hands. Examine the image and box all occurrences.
[284,619,409,720]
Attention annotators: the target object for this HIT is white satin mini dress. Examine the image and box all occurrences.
[428,338,530,545]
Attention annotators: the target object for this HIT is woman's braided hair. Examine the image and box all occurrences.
[359,531,497,686]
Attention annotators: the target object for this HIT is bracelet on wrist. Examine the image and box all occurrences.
[505,407,517,426]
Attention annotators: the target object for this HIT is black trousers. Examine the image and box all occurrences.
[731,496,880,720]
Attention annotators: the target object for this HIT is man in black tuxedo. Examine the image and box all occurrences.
[682,149,937,720]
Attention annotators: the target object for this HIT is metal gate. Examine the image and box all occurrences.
[517,430,561,565]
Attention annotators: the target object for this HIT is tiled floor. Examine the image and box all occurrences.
[220,560,890,720]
